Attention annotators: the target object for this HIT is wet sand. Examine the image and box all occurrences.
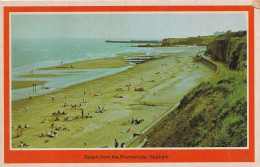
[40,57,129,70]
[12,81,47,90]
[116,52,146,57]
[11,46,214,148]
[20,74,70,78]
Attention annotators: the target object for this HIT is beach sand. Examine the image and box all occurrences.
[12,81,47,90]
[116,52,146,57]
[40,57,129,70]
[20,74,70,78]
[11,46,214,148]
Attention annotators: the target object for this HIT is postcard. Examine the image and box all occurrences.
[0,0,259,167]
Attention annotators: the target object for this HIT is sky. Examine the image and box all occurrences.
[11,13,247,39]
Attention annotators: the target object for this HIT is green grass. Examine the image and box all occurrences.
[162,35,216,46]
[144,70,247,147]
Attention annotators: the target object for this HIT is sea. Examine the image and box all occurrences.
[11,38,184,101]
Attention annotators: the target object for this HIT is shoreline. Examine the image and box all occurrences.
[39,57,130,70]
[12,50,170,101]
[11,46,215,148]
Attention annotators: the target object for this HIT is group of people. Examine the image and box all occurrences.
[18,124,28,129]
[41,83,45,88]
[45,131,58,138]
[114,139,126,148]
[96,106,105,113]
[85,113,93,118]
[135,87,144,91]
[131,118,144,125]
[20,84,148,148]
[71,103,81,109]
[95,92,101,96]
[19,141,29,147]
[32,83,37,92]
[52,110,67,116]
[51,123,70,131]
[15,124,28,139]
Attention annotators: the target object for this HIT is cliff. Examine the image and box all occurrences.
[143,31,248,148]
[144,71,247,147]
[162,36,215,46]
[205,31,247,70]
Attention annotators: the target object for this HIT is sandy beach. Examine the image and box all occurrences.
[40,57,129,70]
[11,46,214,148]
[12,81,47,90]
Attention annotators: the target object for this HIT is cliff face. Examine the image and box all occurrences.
[162,31,247,70]
[143,31,248,148]
[144,73,247,147]
[162,36,215,46]
[205,31,247,70]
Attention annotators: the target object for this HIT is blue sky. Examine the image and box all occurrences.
[11,13,247,39]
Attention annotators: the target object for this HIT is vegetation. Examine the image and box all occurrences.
[144,31,247,147]
[144,71,247,147]
[162,35,216,46]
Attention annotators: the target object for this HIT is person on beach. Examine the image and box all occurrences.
[17,131,23,137]
[24,124,28,128]
[81,109,84,118]
[121,128,130,133]
[95,92,101,96]
[121,142,126,148]
[135,118,139,124]
[114,139,118,148]
[131,118,134,124]
[97,106,101,113]
[86,113,93,118]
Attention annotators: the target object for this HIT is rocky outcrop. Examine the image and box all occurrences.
[205,31,247,70]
